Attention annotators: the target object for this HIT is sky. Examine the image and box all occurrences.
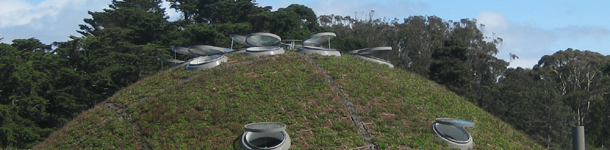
[1,0,609,68]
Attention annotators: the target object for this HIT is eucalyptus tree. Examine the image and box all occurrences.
[533,49,609,126]
[494,68,574,149]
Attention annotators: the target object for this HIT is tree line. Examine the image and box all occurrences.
[320,14,610,149]
[1,0,609,149]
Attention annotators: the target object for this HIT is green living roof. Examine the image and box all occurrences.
[35,51,542,149]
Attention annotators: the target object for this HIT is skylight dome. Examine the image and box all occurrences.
[431,118,475,150]
[231,33,286,56]
[185,45,229,70]
[240,122,291,150]
[349,46,394,68]
[298,32,341,56]
[186,55,228,70]
[158,45,233,70]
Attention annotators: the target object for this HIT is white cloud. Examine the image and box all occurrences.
[476,11,508,31]
[161,0,181,21]
[475,11,610,69]
[476,11,558,68]
[556,26,610,40]
[0,0,108,44]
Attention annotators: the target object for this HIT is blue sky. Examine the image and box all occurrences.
[1,0,609,68]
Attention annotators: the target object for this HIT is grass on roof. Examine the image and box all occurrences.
[35,51,543,149]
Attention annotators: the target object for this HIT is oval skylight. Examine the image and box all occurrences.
[241,122,291,150]
[298,32,341,56]
[350,46,392,55]
[303,32,336,47]
[244,122,287,133]
[172,46,196,56]
[298,46,341,56]
[243,46,285,56]
[230,34,251,47]
[431,118,475,150]
[185,55,228,70]
[353,55,394,68]
[187,45,227,56]
[245,33,282,46]
[350,47,394,68]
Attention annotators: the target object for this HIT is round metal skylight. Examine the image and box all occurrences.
[172,46,196,56]
[240,122,291,150]
[245,33,282,46]
[350,47,394,68]
[298,32,341,56]
[243,46,285,56]
[230,34,250,47]
[431,118,475,150]
[244,122,287,133]
[185,55,228,70]
[230,33,285,56]
[188,45,227,56]
[298,46,341,56]
[350,46,392,55]
[302,32,336,47]
[353,55,394,68]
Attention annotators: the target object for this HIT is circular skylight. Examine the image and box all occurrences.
[353,55,394,68]
[431,118,475,150]
[185,55,228,70]
[245,33,282,46]
[351,46,392,55]
[230,34,250,47]
[172,46,196,56]
[298,46,341,56]
[241,122,291,150]
[350,47,394,67]
[244,122,287,133]
[303,32,336,47]
[243,46,285,56]
[188,45,226,56]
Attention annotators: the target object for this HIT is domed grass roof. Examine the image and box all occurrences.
[35,51,542,149]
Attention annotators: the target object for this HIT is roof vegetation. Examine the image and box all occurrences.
[35,51,542,149]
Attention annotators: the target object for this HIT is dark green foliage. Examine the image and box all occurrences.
[331,36,369,52]
[532,49,610,148]
[493,68,575,149]
[0,38,89,148]
[429,36,473,97]
[270,4,321,39]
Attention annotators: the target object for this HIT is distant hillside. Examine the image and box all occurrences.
[35,51,542,149]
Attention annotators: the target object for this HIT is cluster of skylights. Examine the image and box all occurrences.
[158,32,395,70]
[157,32,478,149]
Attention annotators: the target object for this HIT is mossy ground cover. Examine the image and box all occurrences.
[36,51,543,149]
[313,55,543,149]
